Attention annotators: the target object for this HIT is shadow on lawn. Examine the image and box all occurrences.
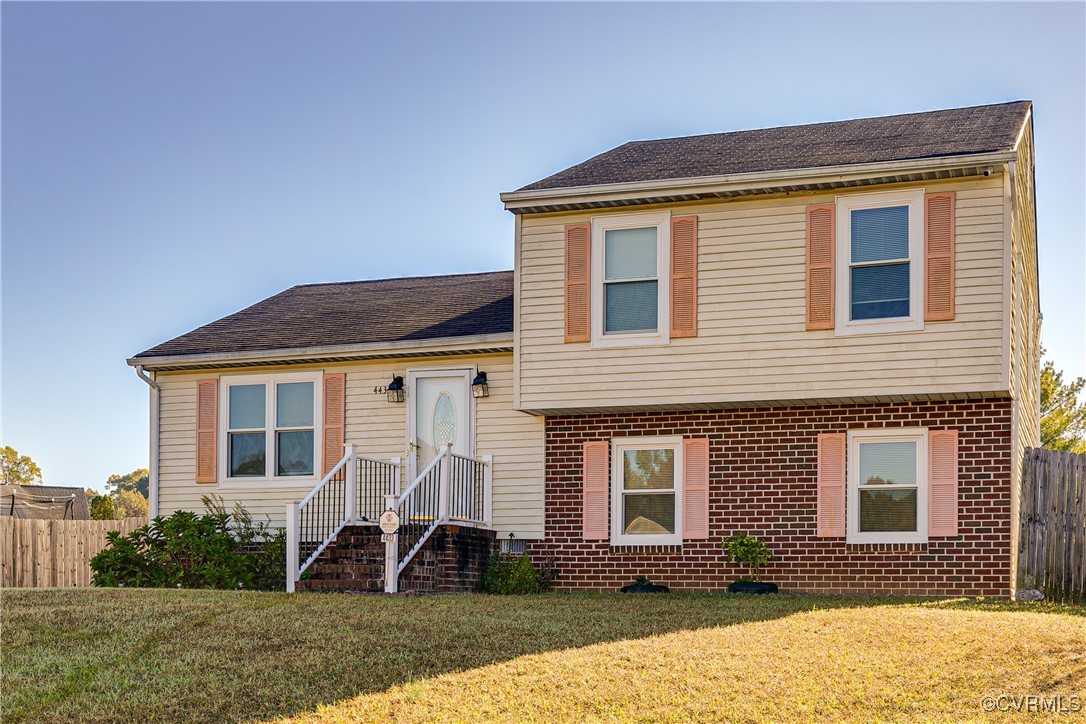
[1,589,1078,723]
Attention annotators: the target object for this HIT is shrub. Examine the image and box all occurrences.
[482,552,544,594]
[91,496,285,590]
[720,533,773,582]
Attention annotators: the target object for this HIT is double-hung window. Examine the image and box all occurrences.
[846,428,928,544]
[611,436,683,545]
[591,212,670,346]
[222,372,321,482]
[836,190,924,335]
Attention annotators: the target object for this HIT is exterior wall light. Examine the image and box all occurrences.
[386,375,405,403]
[471,371,489,399]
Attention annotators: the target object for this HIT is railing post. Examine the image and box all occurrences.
[481,454,493,527]
[390,456,401,497]
[439,443,453,523]
[285,501,298,593]
[384,493,399,594]
[344,443,357,524]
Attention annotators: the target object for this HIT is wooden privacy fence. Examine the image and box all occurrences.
[1018,448,1085,603]
[1,518,148,588]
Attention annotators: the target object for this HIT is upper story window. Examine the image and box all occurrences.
[611,436,683,546]
[846,428,928,544]
[835,189,924,335]
[591,212,670,347]
[222,372,321,482]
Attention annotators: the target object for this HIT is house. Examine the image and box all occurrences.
[128,100,1039,596]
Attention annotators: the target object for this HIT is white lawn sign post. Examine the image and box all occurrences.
[380,505,400,593]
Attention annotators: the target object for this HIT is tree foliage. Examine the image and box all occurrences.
[89,494,116,520]
[1,446,43,486]
[1040,359,1086,453]
[106,469,149,498]
[114,488,149,518]
[92,468,151,518]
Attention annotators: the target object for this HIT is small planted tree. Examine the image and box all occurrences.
[721,533,773,582]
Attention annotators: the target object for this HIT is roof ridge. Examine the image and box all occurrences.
[291,269,513,290]
[621,100,1033,147]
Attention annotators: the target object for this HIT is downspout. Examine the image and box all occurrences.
[134,365,161,519]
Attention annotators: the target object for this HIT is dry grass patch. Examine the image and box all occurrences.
[285,602,1085,723]
[1,589,1082,723]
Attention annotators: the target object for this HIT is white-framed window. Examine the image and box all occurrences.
[591,211,671,347]
[835,189,924,335]
[611,436,683,545]
[219,371,322,484]
[847,427,928,544]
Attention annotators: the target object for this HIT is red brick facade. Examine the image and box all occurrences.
[533,399,1013,596]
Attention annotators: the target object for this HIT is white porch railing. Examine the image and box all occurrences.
[285,442,491,593]
[285,444,400,593]
[383,444,492,593]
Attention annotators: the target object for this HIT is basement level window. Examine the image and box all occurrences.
[847,428,928,544]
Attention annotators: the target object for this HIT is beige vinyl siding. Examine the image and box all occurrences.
[155,353,545,537]
[517,177,1009,413]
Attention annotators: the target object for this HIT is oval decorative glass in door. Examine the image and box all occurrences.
[432,392,456,448]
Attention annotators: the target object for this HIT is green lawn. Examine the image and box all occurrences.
[2,590,1083,722]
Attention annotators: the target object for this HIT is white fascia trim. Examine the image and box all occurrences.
[126,333,515,369]
[1012,107,1032,152]
[500,151,1017,209]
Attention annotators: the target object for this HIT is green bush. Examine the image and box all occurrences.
[720,532,773,582]
[482,552,545,594]
[91,496,285,590]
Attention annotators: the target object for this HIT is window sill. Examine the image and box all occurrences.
[834,317,924,337]
[843,541,929,554]
[609,543,683,555]
[217,477,320,489]
[590,333,670,349]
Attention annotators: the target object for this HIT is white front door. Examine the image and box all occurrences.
[407,369,473,481]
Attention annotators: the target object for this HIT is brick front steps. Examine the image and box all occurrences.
[299,525,496,593]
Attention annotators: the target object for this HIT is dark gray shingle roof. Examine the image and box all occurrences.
[134,271,513,359]
[517,101,1031,192]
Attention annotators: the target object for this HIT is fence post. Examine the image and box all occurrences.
[481,454,493,527]
[439,443,453,523]
[384,493,399,594]
[344,443,358,524]
[285,502,298,593]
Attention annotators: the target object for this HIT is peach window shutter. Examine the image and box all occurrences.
[582,440,609,541]
[322,373,346,476]
[195,379,218,484]
[925,192,956,321]
[682,437,710,540]
[928,429,959,537]
[564,223,591,343]
[816,433,846,537]
[806,204,835,331]
[670,215,698,338]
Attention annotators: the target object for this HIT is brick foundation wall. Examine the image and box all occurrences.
[301,524,495,593]
[533,399,1013,597]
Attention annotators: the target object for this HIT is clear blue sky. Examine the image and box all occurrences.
[3,2,1083,488]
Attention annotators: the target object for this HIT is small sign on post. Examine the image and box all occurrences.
[380,506,401,594]
[379,510,400,535]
